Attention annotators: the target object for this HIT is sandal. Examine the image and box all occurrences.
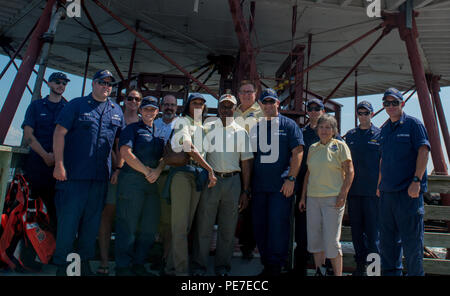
[96,266,110,276]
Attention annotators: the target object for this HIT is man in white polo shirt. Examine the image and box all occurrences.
[192,94,253,276]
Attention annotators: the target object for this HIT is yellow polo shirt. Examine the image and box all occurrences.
[306,138,352,197]
[234,102,264,133]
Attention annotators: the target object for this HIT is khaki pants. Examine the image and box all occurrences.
[156,172,171,258]
[165,171,202,275]
[306,196,345,259]
[192,174,241,275]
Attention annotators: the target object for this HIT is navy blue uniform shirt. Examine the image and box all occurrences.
[379,112,430,193]
[118,120,164,175]
[21,96,67,181]
[251,114,304,193]
[56,93,124,181]
[344,124,381,196]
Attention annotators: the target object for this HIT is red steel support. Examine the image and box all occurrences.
[91,0,218,99]
[82,47,91,96]
[0,20,38,81]
[127,21,140,84]
[294,46,305,112]
[228,0,260,90]
[302,24,383,76]
[0,0,57,144]
[82,0,125,81]
[430,75,450,163]
[324,27,391,103]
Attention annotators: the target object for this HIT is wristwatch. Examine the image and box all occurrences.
[412,176,421,183]
[242,189,251,195]
[287,176,296,182]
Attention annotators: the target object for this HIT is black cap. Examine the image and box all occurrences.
[92,70,115,82]
[48,72,70,82]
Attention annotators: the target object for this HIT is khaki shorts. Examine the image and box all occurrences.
[306,196,345,258]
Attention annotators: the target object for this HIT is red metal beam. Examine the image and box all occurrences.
[0,0,57,144]
[0,20,38,81]
[127,21,140,84]
[324,27,391,103]
[81,0,125,81]
[354,70,358,128]
[302,24,383,76]
[91,0,218,99]
[294,46,304,112]
[228,0,259,90]
[430,75,450,164]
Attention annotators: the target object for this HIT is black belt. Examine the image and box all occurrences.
[214,171,240,178]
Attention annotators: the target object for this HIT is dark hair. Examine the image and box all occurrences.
[181,98,208,120]
[126,88,143,98]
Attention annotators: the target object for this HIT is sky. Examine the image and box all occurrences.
[0,54,448,172]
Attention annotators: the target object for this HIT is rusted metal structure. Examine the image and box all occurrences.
[0,0,449,268]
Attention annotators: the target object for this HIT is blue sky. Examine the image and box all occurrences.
[0,54,448,172]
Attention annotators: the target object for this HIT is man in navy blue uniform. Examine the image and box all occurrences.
[377,87,430,276]
[52,70,124,276]
[22,72,70,227]
[250,88,304,276]
[343,101,381,276]
[293,98,341,276]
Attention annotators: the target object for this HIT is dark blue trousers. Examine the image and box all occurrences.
[252,191,292,268]
[379,191,424,276]
[53,180,107,265]
[347,195,380,264]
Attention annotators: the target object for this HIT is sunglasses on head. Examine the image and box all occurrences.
[96,80,113,87]
[126,96,141,102]
[52,80,67,86]
[307,106,323,112]
[357,111,371,116]
[261,99,276,105]
[383,100,401,107]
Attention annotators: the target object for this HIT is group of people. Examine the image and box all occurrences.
[20,69,430,277]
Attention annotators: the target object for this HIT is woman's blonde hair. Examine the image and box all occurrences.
[316,113,339,137]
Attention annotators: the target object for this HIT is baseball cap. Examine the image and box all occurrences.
[259,88,279,102]
[218,94,237,105]
[92,70,115,82]
[188,93,206,102]
[356,101,373,113]
[48,72,70,82]
[383,87,403,101]
[306,98,324,109]
[140,96,159,109]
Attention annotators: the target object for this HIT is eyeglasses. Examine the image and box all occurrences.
[357,111,371,116]
[96,80,113,87]
[126,96,141,102]
[382,100,400,107]
[307,106,323,112]
[239,90,255,94]
[261,99,276,105]
[53,80,67,86]
[162,103,177,107]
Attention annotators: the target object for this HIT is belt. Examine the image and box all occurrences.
[214,171,240,178]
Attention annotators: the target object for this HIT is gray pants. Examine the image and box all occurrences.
[192,174,241,275]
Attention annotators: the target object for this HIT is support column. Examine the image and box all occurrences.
[430,75,450,165]
[0,0,57,144]
[82,47,91,97]
[31,4,64,102]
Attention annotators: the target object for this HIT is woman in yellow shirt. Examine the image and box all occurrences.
[299,114,354,276]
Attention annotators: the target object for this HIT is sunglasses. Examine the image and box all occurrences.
[307,106,323,112]
[96,80,113,87]
[261,99,276,105]
[126,96,141,102]
[357,111,371,116]
[382,100,401,107]
[53,80,67,86]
